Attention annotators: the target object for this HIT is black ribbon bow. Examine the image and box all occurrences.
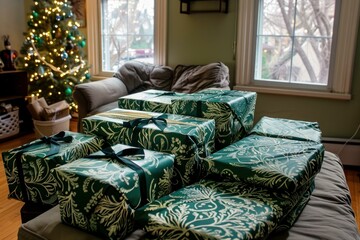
[88,143,148,207]
[123,115,168,131]
[39,131,74,157]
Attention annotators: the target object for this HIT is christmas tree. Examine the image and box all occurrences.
[20,0,91,112]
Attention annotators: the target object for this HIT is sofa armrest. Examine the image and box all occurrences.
[73,77,128,131]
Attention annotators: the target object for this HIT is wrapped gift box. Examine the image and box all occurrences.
[250,116,322,143]
[82,108,215,189]
[53,143,175,240]
[172,89,257,150]
[119,89,257,151]
[2,131,104,204]
[135,179,313,240]
[202,135,324,192]
[272,182,315,234]
[118,89,185,113]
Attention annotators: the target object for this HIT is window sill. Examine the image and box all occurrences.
[233,85,351,100]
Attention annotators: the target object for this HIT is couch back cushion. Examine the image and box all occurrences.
[171,62,230,93]
[114,61,173,93]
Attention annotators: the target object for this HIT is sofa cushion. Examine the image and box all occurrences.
[74,77,128,112]
[114,61,173,93]
[171,62,230,93]
[18,205,146,240]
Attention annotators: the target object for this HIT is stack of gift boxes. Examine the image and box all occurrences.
[2,89,324,240]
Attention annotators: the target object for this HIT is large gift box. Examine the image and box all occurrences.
[172,89,257,150]
[118,89,257,150]
[82,108,215,189]
[2,131,104,204]
[53,143,175,240]
[135,179,313,240]
[250,116,322,143]
[202,134,324,192]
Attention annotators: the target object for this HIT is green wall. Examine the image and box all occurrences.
[2,0,359,140]
[167,1,360,140]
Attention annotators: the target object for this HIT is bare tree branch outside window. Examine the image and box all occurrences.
[101,0,154,72]
[255,0,335,85]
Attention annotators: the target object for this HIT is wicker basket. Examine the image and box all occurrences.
[0,109,19,139]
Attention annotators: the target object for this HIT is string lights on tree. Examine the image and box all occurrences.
[20,0,91,112]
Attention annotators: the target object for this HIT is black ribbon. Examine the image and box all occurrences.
[158,91,177,96]
[123,115,168,131]
[87,143,148,206]
[11,131,73,202]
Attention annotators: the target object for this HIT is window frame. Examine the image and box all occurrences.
[86,0,167,79]
[234,0,360,100]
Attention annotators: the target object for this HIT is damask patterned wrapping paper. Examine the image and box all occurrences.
[82,108,215,189]
[118,89,257,151]
[172,89,257,150]
[118,89,185,114]
[250,116,322,143]
[202,135,324,193]
[53,144,175,240]
[2,131,104,204]
[135,179,313,240]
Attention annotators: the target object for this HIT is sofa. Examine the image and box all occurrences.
[73,61,230,132]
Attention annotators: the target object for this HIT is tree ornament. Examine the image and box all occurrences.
[56,15,62,21]
[78,40,86,48]
[32,11,39,19]
[27,20,34,27]
[61,51,68,60]
[85,73,91,79]
[72,25,78,30]
[38,65,45,75]
[37,38,44,47]
[64,87,72,96]
[66,34,74,41]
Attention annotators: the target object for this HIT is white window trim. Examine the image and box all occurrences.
[86,0,167,79]
[234,0,360,100]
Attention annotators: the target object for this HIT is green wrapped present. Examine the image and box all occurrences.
[82,108,215,189]
[119,89,257,151]
[202,135,324,192]
[118,89,185,113]
[2,131,104,204]
[135,179,313,240]
[250,116,322,142]
[172,89,257,150]
[272,182,315,234]
[53,143,175,240]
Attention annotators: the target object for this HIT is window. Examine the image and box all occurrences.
[86,0,167,78]
[235,0,360,99]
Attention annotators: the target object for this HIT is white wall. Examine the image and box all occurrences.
[0,0,27,53]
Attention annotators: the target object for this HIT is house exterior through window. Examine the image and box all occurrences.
[235,0,359,100]
[86,0,166,78]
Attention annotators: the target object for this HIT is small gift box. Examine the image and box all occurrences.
[135,179,313,240]
[118,89,185,113]
[82,108,215,189]
[202,135,324,192]
[2,131,104,204]
[54,143,175,240]
[250,116,322,143]
[119,89,257,150]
